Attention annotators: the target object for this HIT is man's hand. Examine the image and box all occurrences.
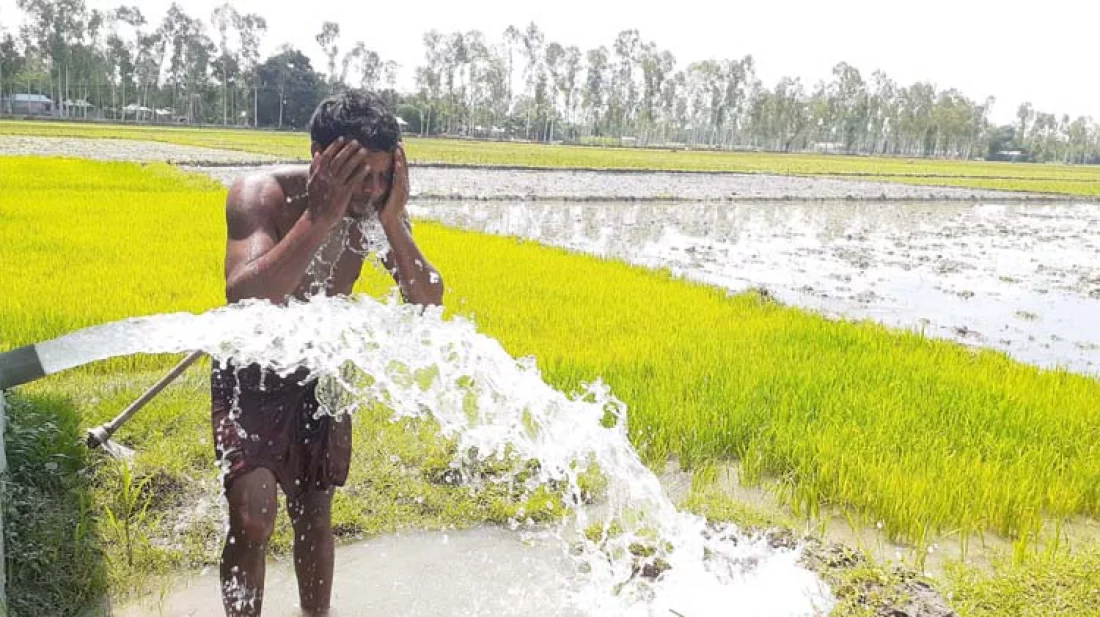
[378,144,409,228]
[307,137,371,227]
[374,143,443,307]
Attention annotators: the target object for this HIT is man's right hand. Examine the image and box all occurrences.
[307,137,370,226]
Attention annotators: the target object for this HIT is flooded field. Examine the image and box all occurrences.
[409,199,1100,375]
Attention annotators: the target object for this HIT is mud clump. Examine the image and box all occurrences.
[796,538,958,617]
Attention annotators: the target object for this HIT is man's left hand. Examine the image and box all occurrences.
[379,144,409,228]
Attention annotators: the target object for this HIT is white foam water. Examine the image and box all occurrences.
[34,294,833,616]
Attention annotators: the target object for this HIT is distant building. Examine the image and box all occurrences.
[2,93,53,116]
[987,149,1033,163]
[63,99,97,119]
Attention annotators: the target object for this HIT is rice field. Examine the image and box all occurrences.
[2,157,1099,615]
[3,156,1099,537]
[3,119,1100,196]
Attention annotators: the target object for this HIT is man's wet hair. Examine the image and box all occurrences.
[309,89,401,153]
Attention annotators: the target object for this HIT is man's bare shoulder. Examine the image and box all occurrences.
[227,165,308,215]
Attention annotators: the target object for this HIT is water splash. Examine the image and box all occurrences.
[34,294,833,616]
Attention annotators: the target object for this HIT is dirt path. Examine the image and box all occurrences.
[194,163,1069,202]
[0,135,281,165]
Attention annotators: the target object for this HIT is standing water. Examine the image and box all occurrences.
[408,200,1100,375]
[36,294,832,616]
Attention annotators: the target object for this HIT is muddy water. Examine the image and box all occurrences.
[409,199,1100,375]
[113,528,580,617]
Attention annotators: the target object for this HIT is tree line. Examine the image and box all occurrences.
[2,0,1098,163]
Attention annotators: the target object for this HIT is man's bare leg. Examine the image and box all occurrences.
[288,487,336,616]
[221,468,279,617]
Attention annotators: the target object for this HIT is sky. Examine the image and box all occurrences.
[1,0,1097,125]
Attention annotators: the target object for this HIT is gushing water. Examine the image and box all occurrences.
[36,294,833,616]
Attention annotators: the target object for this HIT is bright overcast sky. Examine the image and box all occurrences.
[1,0,1096,124]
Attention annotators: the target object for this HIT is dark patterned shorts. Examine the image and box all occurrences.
[210,361,352,498]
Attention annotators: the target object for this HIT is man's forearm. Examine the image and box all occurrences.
[227,210,333,304]
[382,215,444,307]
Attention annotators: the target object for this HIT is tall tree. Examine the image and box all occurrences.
[315,21,340,90]
[210,2,238,125]
[0,33,26,107]
[157,3,214,122]
[639,43,674,140]
[339,41,364,87]
[502,25,522,112]
[1016,102,1034,151]
[382,60,398,90]
[233,12,265,125]
[256,44,323,128]
[17,0,96,116]
[520,22,544,139]
[582,46,609,136]
[830,62,868,152]
[561,45,581,130]
[105,6,145,117]
[414,30,444,135]
[611,29,642,135]
[544,41,564,140]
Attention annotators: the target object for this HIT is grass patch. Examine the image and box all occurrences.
[945,546,1100,617]
[2,158,1099,614]
[0,157,226,359]
[422,224,1100,545]
[4,119,1100,196]
[2,392,107,616]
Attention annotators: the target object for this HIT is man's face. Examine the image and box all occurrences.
[311,142,393,219]
[348,149,394,219]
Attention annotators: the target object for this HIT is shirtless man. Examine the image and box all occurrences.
[211,89,444,617]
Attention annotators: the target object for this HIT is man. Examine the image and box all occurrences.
[211,89,444,617]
